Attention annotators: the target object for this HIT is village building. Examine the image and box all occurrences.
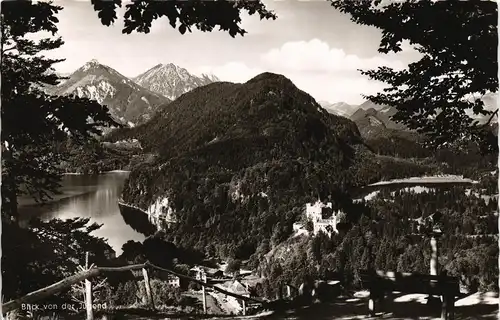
[165,275,181,288]
[217,280,251,298]
[190,266,208,282]
[206,268,224,279]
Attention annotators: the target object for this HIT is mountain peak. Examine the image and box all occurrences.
[134,63,220,100]
[152,63,176,69]
[80,59,104,72]
[84,58,101,67]
[247,72,292,84]
[51,61,170,125]
[117,71,363,160]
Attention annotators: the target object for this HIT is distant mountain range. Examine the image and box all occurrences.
[48,60,220,126]
[49,59,496,136]
[49,59,170,125]
[133,63,219,100]
[319,100,406,139]
[318,101,359,118]
[350,103,408,139]
[319,100,389,118]
[322,94,497,140]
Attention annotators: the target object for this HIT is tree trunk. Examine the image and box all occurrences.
[202,285,207,314]
[85,252,94,320]
[428,236,441,306]
[430,236,438,276]
[85,279,93,320]
[142,268,154,310]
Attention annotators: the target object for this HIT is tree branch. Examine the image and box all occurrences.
[93,278,108,290]
[70,296,84,304]
[483,108,498,127]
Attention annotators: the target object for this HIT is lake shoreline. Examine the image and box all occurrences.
[18,171,144,255]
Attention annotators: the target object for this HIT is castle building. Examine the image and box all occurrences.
[305,200,339,236]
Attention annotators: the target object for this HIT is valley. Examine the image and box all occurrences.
[30,66,500,319]
[3,1,498,319]
[40,70,497,318]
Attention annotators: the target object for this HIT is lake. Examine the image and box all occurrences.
[18,172,145,255]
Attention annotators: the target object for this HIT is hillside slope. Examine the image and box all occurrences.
[116,73,379,258]
[350,105,408,137]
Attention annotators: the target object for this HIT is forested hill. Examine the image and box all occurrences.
[113,72,430,259]
[107,72,364,156]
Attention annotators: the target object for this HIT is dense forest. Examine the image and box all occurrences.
[364,132,497,178]
[116,73,449,261]
[55,138,142,174]
[256,175,498,299]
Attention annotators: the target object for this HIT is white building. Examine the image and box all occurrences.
[166,275,181,288]
[293,222,303,232]
[190,266,207,282]
[305,200,339,236]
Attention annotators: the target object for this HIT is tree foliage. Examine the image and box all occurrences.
[2,218,113,303]
[1,0,118,221]
[331,0,498,154]
[0,1,120,312]
[226,258,242,275]
[90,0,276,36]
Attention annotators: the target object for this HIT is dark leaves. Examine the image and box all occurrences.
[331,0,498,154]
[91,0,122,26]
[1,1,62,37]
[93,0,276,36]
[179,23,187,35]
[1,0,118,213]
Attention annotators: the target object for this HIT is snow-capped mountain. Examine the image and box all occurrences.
[319,101,359,118]
[50,59,170,125]
[133,63,220,100]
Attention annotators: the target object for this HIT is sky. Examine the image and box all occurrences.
[45,0,422,105]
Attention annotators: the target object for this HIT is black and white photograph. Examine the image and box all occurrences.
[1,0,498,319]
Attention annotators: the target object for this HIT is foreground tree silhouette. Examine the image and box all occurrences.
[1,1,120,311]
[1,1,119,222]
[89,0,276,36]
[330,0,498,154]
